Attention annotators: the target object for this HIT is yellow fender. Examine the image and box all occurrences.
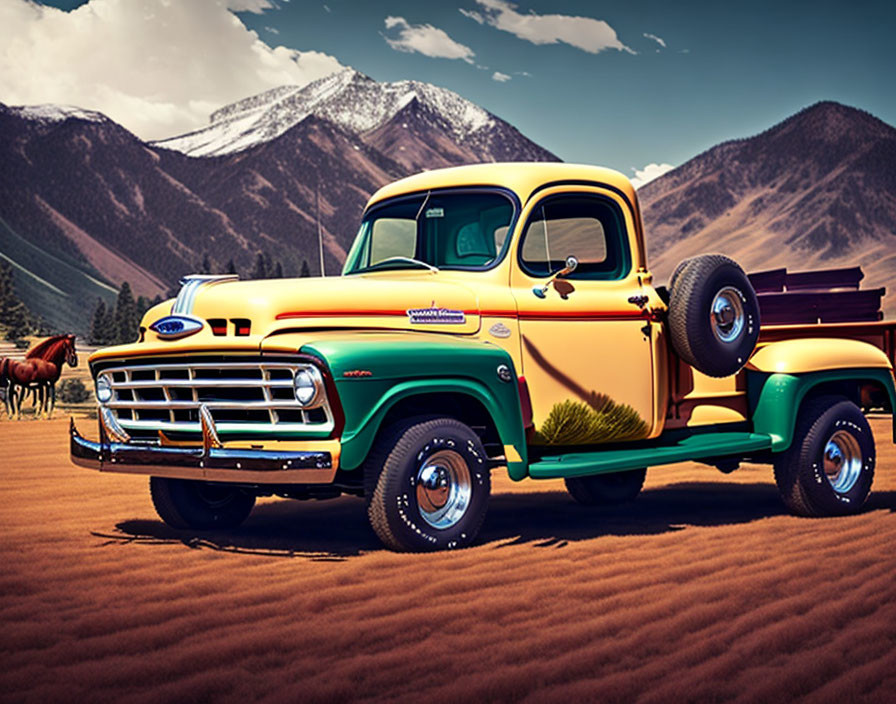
[747,338,892,374]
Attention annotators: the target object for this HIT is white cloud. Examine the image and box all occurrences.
[492,71,511,82]
[226,0,275,13]
[630,163,675,189]
[643,32,666,48]
[0,0,345,141]
[459,8,485,24]
[264,26,280,34]
[470,0,633,55]
[383,16,475,63]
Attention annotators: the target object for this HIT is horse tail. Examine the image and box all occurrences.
[0,358,9,386]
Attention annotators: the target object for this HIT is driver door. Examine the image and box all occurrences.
[510,187,657,446]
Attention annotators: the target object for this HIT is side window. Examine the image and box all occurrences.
[519,195,629,279]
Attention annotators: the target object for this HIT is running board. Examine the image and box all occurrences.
[528,432,773,479]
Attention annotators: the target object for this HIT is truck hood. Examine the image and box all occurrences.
[151,274,483,341]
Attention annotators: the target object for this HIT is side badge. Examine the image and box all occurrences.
[407,302,466,325]
[150,315,204,340]
[488,322,512,339]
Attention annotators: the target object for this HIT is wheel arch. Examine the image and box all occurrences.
[749,367,896,451]
[338,379,528,477]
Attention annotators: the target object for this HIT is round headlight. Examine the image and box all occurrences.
[95,375,113,404]
[293,369,318,406]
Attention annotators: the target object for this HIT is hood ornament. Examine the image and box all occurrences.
[152,274,238,340]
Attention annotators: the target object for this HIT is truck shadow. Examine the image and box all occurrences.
[96,482,896,560]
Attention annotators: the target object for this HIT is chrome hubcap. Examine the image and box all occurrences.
[415,450,472,530]
[710,287,745,343]
[823,430,863,494]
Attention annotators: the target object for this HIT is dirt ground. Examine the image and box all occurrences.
[1,417,895,703]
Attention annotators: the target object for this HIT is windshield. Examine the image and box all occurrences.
[342,189,516,274]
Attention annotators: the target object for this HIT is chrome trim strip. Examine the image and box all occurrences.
[172,274,238,316]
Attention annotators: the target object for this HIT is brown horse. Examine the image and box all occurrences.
[1,334,78,418]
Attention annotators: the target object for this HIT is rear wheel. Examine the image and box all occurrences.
[773,397,875,517]
[150,477,256,529]
[565,468,646,505]
[366,417,491,551]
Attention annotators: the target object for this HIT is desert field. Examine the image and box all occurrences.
[2,416,895,703]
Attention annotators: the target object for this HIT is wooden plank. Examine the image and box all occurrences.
[757,289,884,325]
[748,268,787,293]
[784,267,864,291]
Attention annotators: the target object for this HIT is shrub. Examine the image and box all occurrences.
[535,397,649,445]
[57,378,90,404]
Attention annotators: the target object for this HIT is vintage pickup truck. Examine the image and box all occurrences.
[71,163,896,551]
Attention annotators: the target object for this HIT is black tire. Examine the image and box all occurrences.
[366,417,491,551]
[773,397,875,517]
[668,257,691,294]
[565,468,646,506]
[150,477,256,530]
[668,254,760,377]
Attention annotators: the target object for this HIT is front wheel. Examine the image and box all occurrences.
[773,397,875,517]
[150,477,256,529]
[366,417,491,551]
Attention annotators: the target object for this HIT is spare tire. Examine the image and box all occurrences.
[668,254,760,377]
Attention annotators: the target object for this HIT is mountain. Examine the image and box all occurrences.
[153,68,557,170]
[0,72,559,333]
[639,101,896,318]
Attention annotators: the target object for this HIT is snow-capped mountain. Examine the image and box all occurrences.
[153,68,556,164]
[7,104,109,124]
[0,80,558,333]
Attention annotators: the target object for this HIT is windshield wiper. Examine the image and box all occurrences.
[365,256,440,273]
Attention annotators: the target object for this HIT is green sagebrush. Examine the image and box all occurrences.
[534,395,649,445]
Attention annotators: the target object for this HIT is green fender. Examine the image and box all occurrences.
[299,334,529,477]
[748,368,896,451]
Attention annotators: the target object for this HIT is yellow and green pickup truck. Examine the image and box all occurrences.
[71,163,896,551]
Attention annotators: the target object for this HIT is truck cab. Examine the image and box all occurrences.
[72,163,896,551]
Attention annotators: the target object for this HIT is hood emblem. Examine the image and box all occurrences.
[488,322,512,339]
[150,315,204,340]
[407,301,466,325]
[151,273,238,340]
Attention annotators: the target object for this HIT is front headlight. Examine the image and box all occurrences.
[95,375,113,404]
[293,368,321,407]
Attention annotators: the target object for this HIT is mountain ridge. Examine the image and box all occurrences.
[639,100,896,318]
[0,73,559,333]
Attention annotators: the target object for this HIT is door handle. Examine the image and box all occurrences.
[628,294,649,308]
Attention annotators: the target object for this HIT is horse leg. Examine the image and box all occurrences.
[48,383,56,419]
[14,384,24,420]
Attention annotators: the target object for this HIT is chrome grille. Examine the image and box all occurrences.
[97,361,333,437]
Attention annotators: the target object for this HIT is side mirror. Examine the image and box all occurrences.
[532,256,578,298]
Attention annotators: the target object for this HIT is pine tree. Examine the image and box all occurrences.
[200,254,212,273]
[300,259,311,278]
[0,260,34,343]
[114,281,138,344]
[136,296,152,317]
[273,261,284,278]
[251,253,267,280]
[226,259,238,275]
[91,299,109,344]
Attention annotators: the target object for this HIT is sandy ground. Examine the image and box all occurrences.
[1,417,895,703]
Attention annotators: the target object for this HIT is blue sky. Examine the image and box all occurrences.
[11,0,896,183]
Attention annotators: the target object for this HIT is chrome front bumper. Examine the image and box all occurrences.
[70,418,336,485]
